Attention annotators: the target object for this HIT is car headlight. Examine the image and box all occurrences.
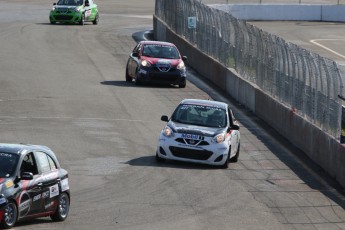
[74,7,82,12]
[177,61,185,70]
[162,126,174,137]
[140,60,151,67]
[212,133,225,143]
[51,6,56,11]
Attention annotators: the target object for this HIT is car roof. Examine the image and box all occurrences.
[139,40,177,47]
[179,99,228,110]
[0,143,52,156]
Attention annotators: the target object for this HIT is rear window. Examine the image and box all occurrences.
[0,153,19,178]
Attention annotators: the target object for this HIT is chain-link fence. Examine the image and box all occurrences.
[155,0,344,139]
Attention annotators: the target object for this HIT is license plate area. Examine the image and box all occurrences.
[181,133,201,140]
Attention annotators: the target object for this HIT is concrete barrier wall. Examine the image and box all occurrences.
[154,15,345,188]
[210,4,345,22]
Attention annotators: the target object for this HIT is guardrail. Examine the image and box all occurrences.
[155,0,344,140]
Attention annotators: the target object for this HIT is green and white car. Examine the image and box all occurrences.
[49,0,99,25]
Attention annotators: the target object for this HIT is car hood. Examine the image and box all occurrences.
[142,57,181,66]
[168,121,225,137]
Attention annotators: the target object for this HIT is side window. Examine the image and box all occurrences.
[35,152,51,174]
[20,153,38,175]
[48,156,57,170]
[132,44,140,53]
[228,109,234,126]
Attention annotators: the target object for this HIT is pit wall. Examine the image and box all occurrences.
[154,16,345,188]
[210,4,345,22]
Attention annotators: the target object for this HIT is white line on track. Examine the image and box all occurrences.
[310,39,345,60]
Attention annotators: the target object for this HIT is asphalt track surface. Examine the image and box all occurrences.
[1,0,345,229]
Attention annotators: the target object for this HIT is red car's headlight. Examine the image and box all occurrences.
[177,61,185,70]
[141,60,151,67]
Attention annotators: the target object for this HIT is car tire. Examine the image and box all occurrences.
[51,193,70,222]
[230,143,240,163]
[134,72,141,85]
[79,14,85,25]
[156,152,165,163]
[92,13,99,25]
[125,68,132,82]
[0,201,17,229]
[50,20,56,24]
[179,80,186,88]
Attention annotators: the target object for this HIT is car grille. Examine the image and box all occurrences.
[56,10,71,14]
[175,138,209,146]
[149,73,180,81]
[55,15,73,20]
[169,146,213,160]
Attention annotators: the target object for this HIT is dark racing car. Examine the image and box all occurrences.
[0,144,70,229]
[125,41,187,88]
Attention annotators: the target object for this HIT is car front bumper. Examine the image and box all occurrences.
[50,11,83,23]
[156,132,230,166]
[137,67,186,85]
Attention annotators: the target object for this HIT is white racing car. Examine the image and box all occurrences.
[156,99,240,168]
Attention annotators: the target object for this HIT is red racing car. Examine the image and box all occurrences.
[125,41,187,88]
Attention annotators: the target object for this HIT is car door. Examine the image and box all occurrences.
[33,151,60,213]
[17,152,44,218]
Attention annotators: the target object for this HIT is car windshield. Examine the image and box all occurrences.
[171,104,227,128]
[142,44,180,59]
[57,0,83,6]
[0,153,19,178]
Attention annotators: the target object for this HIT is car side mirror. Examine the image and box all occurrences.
[53,2,56,5]
[132,52,139,58]
[182,56,187,62]
[161,115,169,122]
[231,124,240,130]
[20,172,33,180]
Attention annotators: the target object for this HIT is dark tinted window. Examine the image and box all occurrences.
[142,44,179,59]
[0,153,19,178]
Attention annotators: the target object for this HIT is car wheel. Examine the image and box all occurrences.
[79,14,85,25]
[230,143,240,163]
[134,72,141,85]
[1,201,17,229]
[51,193,70,222]
[50,20,56,25]
[92,13,99,25]
[179,80,186,88]
[125,68,132,82]
[156,152,165,163]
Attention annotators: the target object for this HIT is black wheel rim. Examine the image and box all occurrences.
[59,195,69,219]
[4,203,16,226]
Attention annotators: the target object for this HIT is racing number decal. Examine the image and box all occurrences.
[50,184,59,198]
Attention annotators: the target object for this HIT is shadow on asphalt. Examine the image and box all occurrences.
[126,156,221,170]
[100,80,181,89]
